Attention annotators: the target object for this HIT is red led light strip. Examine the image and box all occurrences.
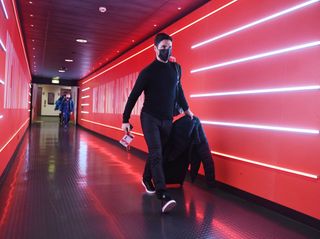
[81,119,144,137]
[212,151,318,179]
[0,118,29,153]
[11,0,31,78]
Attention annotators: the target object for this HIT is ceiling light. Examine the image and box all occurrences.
[33,55,35,58]
[65,59,74,62]
[177,7,182,10]
[32,47,35,50]
[30,24,34,27]
[132,40,135,43]
[58,70,65,73]
[52,79,60,84]
[99,6,107,13]
[30,14,34,17]
[153,24,157,27]
[29,1,33,4]
[76,39,87,43]
[32,39,35,42]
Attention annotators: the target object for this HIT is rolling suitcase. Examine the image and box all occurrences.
[163,150,189,186]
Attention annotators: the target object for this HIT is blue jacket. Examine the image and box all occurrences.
[60,99,74,114]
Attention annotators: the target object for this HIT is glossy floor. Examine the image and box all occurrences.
[0,119,319,239]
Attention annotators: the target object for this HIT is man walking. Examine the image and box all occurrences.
[122,33,193,213]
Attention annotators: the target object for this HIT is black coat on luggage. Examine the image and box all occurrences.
[163,115,215,186]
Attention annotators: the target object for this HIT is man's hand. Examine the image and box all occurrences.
[184,109,194,120]
[122,123,132,132]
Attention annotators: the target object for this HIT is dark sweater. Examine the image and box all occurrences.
[123,59,189,123]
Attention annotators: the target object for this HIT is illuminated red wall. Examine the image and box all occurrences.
[78,0,320,219]
[0,0,31,176]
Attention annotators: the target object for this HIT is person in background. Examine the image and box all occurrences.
[60,93,74,128]
[55,94,66,124]
[122,32,193,213]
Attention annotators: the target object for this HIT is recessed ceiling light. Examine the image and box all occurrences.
[30,14,34,17]
[153,24,157,27]
[32,39,35,42]
[30,24,34,27]
[177,7,182,10]
[65,59,74,62]
[117,50,119,53]
[32,47,35,50]
[52,79,60,84]
[99,7,107,13]
[58,70,65,73]
[132,40,135,43]
[29,1,33,4]
[76,39,87,43]
[33,55,35,58]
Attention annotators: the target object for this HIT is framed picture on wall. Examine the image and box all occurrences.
[48,92,55,105]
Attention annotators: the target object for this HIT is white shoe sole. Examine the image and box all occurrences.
[141,180,156,194]
[162,200,177,213]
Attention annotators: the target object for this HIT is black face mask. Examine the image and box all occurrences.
[158,48,172,62]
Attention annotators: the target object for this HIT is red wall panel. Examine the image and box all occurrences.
[0,0,31,175]
[78,0,320,219]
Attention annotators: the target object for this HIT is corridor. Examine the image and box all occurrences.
[0,120,319,239]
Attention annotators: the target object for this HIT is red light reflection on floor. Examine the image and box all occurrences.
[0,138,28,228]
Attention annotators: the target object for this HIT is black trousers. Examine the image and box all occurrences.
[140,112,172,198]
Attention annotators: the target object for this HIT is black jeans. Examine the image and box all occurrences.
[140,112,172,198]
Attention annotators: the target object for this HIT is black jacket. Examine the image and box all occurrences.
[164,115,215,185]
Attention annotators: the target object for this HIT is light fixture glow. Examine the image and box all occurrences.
[0,38,6,51]
[0,119,29,153]
[0,79,4,85]
[192,0,320,49]
[65,59,74,62]
[76,39,88,43]
[81,119,144,137]
[81,103,90,106]
[81,111,89,114]
[52,79,60,84]
[28,101,31,104]
[0,115,3,119]
[99,6,107,13]
[81,95,90,99]
[81,87,90,92]
[1,0,8,19]
[212,151,319,179]
[58,70,65,73]
[190,85,320,98]
[81,0,238,85]
[191,41,320,73]
[201,120,319,134]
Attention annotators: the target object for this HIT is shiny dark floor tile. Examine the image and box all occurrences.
[0,119,319,239]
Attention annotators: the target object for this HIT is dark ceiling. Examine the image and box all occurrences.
[16,0,209,81]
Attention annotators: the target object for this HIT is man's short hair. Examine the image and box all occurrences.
[154,33,172,46]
